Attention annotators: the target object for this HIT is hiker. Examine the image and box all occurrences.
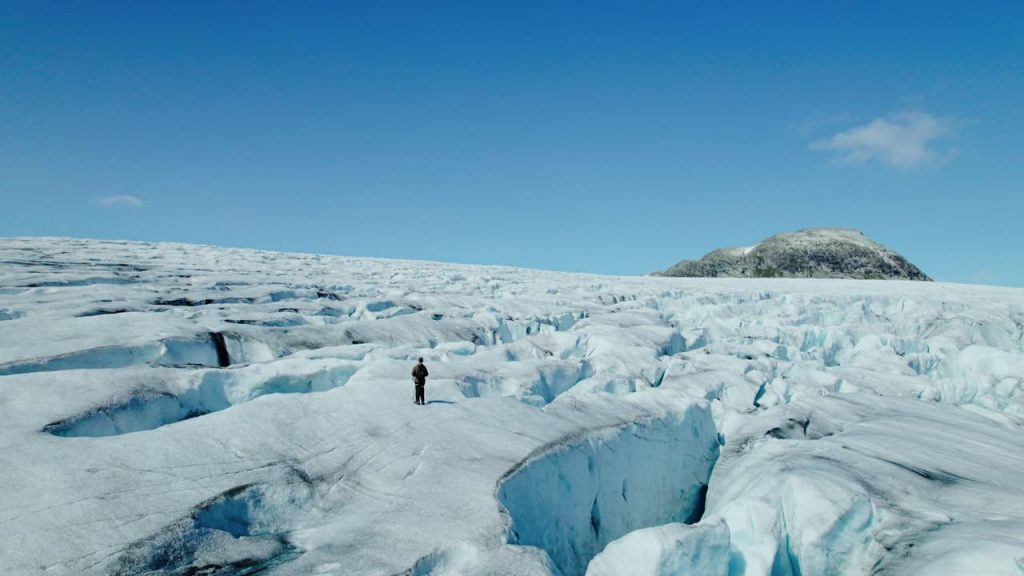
[412,357,428,405]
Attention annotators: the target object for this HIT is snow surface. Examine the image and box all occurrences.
[1,237,1023,576]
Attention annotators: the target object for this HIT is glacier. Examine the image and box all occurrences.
[1,237,1023,575]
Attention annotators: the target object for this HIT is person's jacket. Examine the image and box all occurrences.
[412,363,428,386]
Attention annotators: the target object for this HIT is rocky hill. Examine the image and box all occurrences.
[656,228,931,280]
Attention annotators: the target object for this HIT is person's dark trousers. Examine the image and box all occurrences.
[415,384,425,405]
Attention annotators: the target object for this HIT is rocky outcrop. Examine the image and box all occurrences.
[656,228,931,280]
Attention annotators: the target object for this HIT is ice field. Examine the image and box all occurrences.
[1,237,1023,575]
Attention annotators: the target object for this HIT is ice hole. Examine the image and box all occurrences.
[457,360,592,405]
[112,479,311,576]
[23,276,139,288]
[497,404,719,576]
[44,363,360,437]
[0,333,274,377]
[0,308,26,321]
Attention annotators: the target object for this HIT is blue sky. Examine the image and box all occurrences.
[2,1,1022,285]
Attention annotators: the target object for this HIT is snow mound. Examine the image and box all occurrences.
[586,518,731,576]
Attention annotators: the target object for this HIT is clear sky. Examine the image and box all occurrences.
[2,1,1022,285]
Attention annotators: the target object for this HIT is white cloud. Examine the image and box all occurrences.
[793,111,855,136]
[811,111,952,168]
[94,195,143,207]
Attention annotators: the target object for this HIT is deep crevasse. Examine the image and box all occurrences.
[497,402,719,576]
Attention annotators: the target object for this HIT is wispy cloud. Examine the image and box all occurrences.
[793,111,855,136]
[971,268,996,285]
[811,111,953,168]
[93,195,143,207]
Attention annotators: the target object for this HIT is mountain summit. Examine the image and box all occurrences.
[656,228,931,280]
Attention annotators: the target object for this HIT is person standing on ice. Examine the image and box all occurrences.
[412,357,429,405]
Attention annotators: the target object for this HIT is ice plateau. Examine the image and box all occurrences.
[1,237,1022,576]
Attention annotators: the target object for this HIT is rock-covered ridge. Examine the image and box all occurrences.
[656,228,931,280]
